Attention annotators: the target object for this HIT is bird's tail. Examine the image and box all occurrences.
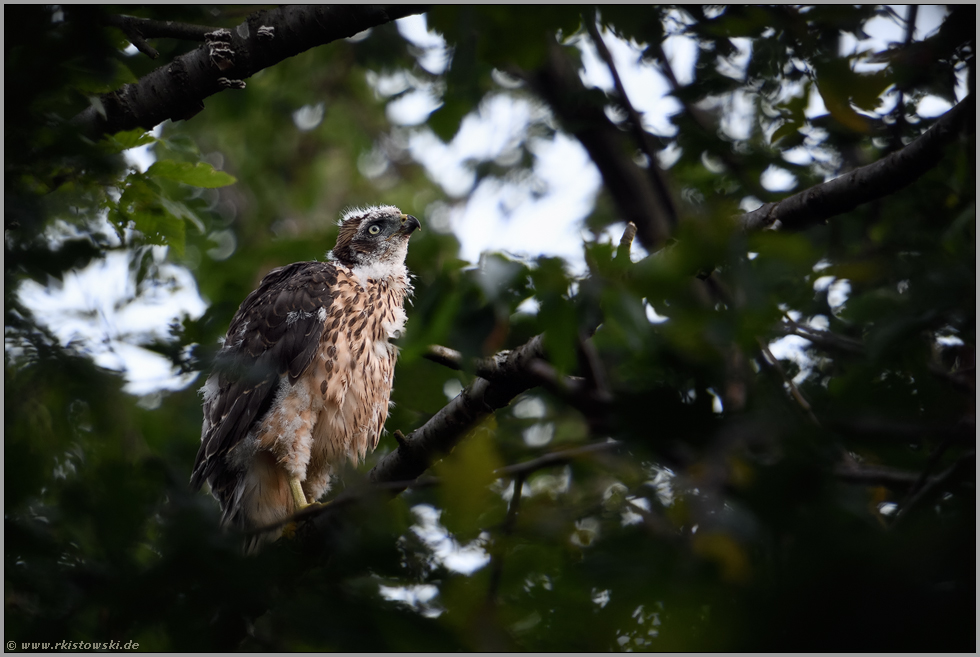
[221,450,296,553]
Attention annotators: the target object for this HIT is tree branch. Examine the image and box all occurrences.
[586,17,677,230]
[524,41,675,252]
[486,471,524,604]
[891,451,975,527]
[368,335,546,492]
[106,14,215,42]
[652,40,771,201]
[777,317,865,355]
[105,15,216,59]
[833,461,934,489]
[739,93,975,232]
[757,338,820,426]
[265,437,620,534]
[495,440,621,478]
[75,5,426,139]
[423,344,465,371]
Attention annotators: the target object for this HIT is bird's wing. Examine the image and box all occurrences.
[190,261,341,491]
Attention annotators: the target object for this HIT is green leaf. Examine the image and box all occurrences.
[435,418,504,541]
[147,160,237,188]
[770,120,799,146]
[102,128,156,153]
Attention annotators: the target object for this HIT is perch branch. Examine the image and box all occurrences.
[368,334,547,493]
[258,438,621,534]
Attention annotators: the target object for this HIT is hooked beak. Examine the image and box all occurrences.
[397,214,422,235]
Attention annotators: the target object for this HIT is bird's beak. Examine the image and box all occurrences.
[398,214,422,235]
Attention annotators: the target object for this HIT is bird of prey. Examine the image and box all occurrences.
[191,205,421,548]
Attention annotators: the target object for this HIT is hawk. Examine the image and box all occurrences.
[191,205,421,547]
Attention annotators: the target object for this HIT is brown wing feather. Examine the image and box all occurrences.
[190,261,339,492]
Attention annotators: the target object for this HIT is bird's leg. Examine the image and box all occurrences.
[289,475,309,510]
[288,475,329,514]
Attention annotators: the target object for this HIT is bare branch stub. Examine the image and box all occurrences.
[423,344,465,371]
[617,221,637,263]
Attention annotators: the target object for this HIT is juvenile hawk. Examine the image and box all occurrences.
[191,206,421,547]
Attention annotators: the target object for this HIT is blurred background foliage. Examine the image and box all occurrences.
[5,4,975,651]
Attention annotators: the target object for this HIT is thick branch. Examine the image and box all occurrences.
[525,42,675,252]
[586,18,677,230]
[75,5,426,139]
[739,94,975,232]
[368,335,546,491]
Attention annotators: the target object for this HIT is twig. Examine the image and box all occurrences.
[255,441,621,535]
[495,441,621,478]
[888,5,918,149]
[587,16,677,229]
[423,344,465,371]
[777,317,864,355]
[899,433,956,507]
[577,331,611,403]
[652,40,769,201]
[367,335,547,495]
[891,451,975,528]
[105,14,215,43]
[486,472,525,604]
[757,338,821,426]
[833,462,934,489]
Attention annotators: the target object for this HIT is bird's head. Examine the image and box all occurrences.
[331,205,421,273]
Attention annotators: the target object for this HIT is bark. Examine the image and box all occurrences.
[368,335,545,491]
[525,42,676,253]
[74,5,426,139]
[739,94,975,232]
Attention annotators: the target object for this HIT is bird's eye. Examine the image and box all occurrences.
[368,225,381,235]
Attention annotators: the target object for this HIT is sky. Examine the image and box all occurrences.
[14,6,963,398]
